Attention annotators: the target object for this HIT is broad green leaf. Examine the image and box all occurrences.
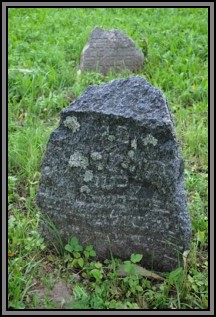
[117,263,164,280]
[84,251,89,259]
[89,250,96,257]
[64,244,73,253]
[136,285,143,292]
[85,245,94,251]
[123,261,135,274]
[94,261,102,269]
[197,230,205,243]
[70,237,78,245]
[91,269,103,281]
[168,267,184,285]
[73,251,81,258]
[78,258,84,268]
[130,254,143,263]
[75,244,83,252]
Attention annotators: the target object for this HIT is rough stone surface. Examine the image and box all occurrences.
[36,77,192,272]
[80,27,144,75]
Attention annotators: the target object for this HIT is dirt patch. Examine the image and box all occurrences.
[31,280,73,309]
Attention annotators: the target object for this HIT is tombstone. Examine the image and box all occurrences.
[80,27,144,75]
[36,77,191,272]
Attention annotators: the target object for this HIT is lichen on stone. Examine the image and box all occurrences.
[142,134,158,146]
[63,116,80,133]
[131,138,137,149]
[128,150,135,159]
[68,152,89,169]
[129,165,136,172]
[108,135,116,142]
[91,152,102,161]
[84,170,93,182]
[80,185,90,194]
[121,162,128,169]
[101,127,109,136]
[97,163,104,171]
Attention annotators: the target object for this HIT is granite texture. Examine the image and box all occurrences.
[36,77,192,272]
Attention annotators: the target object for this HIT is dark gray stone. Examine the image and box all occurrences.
[80,27,144,75]
[36,77,191,272]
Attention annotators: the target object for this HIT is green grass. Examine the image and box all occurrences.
[8,8,208,310]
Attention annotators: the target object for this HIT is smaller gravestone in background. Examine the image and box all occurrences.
[80,27,144,75]
[36,77,191,272]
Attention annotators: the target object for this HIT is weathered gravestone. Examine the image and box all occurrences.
[80,27,144,75]
[36,77,191,272]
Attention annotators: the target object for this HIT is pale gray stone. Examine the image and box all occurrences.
[80,27,144,75]
[36,77,191,272]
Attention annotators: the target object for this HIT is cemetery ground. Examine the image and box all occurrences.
[8,8,208,309]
